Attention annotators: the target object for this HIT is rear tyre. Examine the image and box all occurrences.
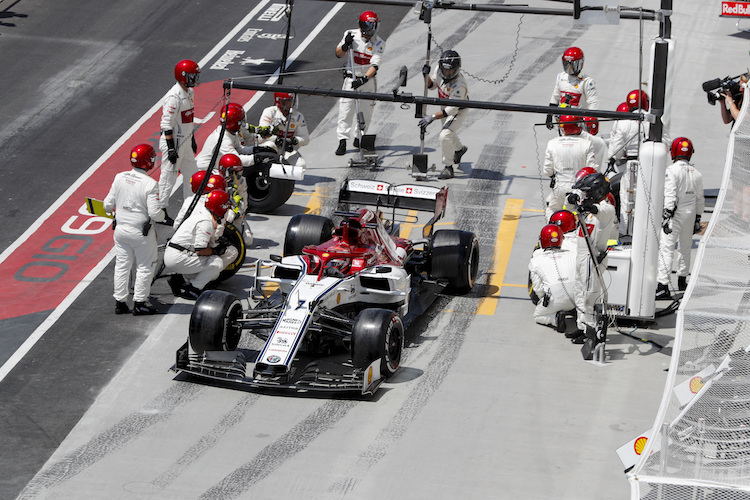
[284,214,335,256]
[189,290,243,354]
[429,229,479,294]
[351,309,404,378]
[216,222,246,282]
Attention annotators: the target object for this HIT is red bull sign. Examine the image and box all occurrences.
[722,1,750,16]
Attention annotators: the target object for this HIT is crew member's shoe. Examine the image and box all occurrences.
[168,274,186,297]
[438,165,454,179]
[655,283,672,300]
[555,311,567,333]
[132,301,157,316]
[335,139,346,156]
[678,276,688,292]
[353,137,360,148]
[571,334,586,344]
[454,145,468,164]
[181,284,201,301]
[115,300,130,315]
[565,329,584,339]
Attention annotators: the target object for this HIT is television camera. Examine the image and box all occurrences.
[702,73,748,105]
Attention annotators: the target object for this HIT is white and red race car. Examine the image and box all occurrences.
[173,179,479,395]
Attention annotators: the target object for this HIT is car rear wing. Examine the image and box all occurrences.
[337,178,448,237]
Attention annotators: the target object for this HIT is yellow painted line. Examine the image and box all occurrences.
[399,210,419,238]
[477,198,524,316]
[304,186,322,215]
[522,208,545,213]
[502,283,526,288]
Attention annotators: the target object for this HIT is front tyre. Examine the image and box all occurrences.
[351,309,404,378]
[189,290,243,354]
[430,230,480,294]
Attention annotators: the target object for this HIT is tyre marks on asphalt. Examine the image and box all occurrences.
[199,400,358,499]
[17,384,205,499]
[149,393,261,491]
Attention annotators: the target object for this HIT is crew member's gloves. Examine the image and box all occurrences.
[422,64,431,76]
[663,207,675,220]
[608,157,616,170]
[352,76,369,89]
[549,175,556,189]
[342,32,354,52]
[257,126,272,138]
[567,193,580,206]
[694,214,702,234]
[213,242,227,256]
[191,136,197,154]
[542,293,550,307]
[166,136,178,164]
[162,209,174,227]
[285,142,295,152]
[275,136,285,146]
[662,209,674,234]
[545,114,554,130]
[596,251,608,264]
[579,198,598,214]
[419,114,435,129]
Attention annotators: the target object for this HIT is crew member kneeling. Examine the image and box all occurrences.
[529,224,576,332]
[164,190,236,300]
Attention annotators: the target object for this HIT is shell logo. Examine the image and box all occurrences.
[689,376,705,394]
[131,151,138,159]
[367,366,373,385]
[634,436,648,455]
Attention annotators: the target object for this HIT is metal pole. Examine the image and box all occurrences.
[278,0,294,85]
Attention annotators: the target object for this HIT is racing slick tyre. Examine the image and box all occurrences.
[243,157,296,213]
[283,214,335,256]
[351,308,404,378]
[216,222,246,283]
[429,229,479,294]
[189,290,243,355]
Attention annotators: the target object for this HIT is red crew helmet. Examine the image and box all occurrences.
[205,190,232,218]
[218,153,244,175]
[671,137,694,161]
[274,92,294,114]
[359,10,379,37]
[174,59,200,87]
[562,47,584,75]
[220,102,246,133]
[575,166,598,183]
[130,144,157,171]
[626,89,649,111]
[540,224,564,249]
[549,210,577,234]
[583,116,599,135]
[559,115,583,135]
[189,172,225,194]
[616,102,630,113]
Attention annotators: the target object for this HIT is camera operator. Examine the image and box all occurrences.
[703,73,748,126]
[720,87,743,125]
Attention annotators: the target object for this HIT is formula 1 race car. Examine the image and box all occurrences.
[172,179,479,395]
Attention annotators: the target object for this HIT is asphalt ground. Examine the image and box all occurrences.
[0,1,746,498]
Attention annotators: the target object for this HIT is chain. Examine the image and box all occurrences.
[429,14,524,85]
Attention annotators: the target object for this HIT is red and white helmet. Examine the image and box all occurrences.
[540,224,564,249]
[626,89,650,111]
[583,116,599,136]
[559,115,583,135]
[549,210,577,234]
[562,47,584,75]
[205,190,231,218]
[218,153,243,175]
[274,92,294,115]
[174,59,201,87]
[616,102,630,113]
[220,102,246,132]
[671,137,694,161]
[575,166,598,183]
[130,144,156,171]
[359,10,379,37]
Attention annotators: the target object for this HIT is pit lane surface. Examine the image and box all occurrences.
[0,1,739,498]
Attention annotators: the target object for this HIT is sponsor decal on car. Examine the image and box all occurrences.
[267,355,281,363]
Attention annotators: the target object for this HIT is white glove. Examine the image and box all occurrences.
[225,209,236,224]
